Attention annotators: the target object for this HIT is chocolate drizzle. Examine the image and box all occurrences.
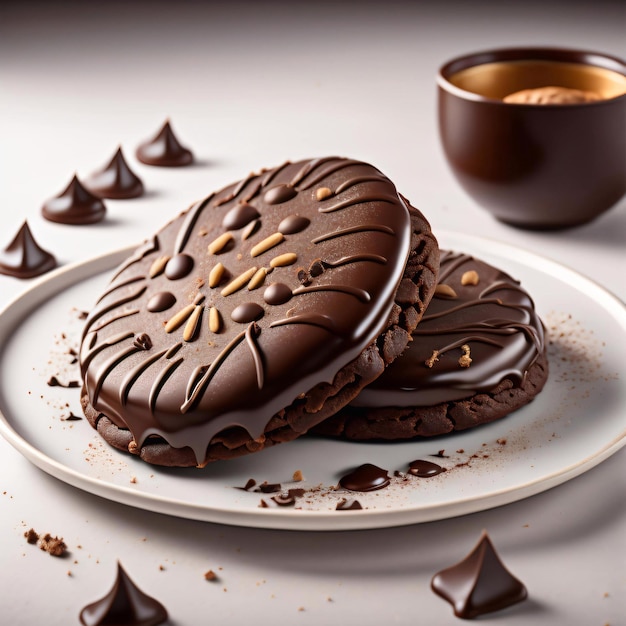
[85,147,144,199]
[136,119,193,167]
[352,250,546,408]
[0,221,57,279]
[42,175,106,225]
[431,531,527,619]
[79,158,413,465]
[79,561,168,626]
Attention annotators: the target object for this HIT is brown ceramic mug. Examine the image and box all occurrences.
[438,47,626,229]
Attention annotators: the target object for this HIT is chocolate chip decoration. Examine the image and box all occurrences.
[136,119,194,167]
[84,147,144,199]
[41,174,106,224]
[0,221,57,279]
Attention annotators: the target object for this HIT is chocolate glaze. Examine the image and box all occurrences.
[80,158,412,465]
[85,147,144,199]
[41,175,106,225]
[79,562,168,626]
[136,119,193,167]
[352,250,545,408]
[431,531,527,619]
[339,463,390,491]
[0,221,57,279]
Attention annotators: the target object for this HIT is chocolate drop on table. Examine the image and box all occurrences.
[79,561,168,626]
[41,174,106,224]
[84,147,144,199]
[431,531,527,619]
[0,221,57,279]
[136,119,193,167]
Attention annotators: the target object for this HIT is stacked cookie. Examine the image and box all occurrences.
[79,157,548,467]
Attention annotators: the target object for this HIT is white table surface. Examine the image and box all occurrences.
[1,1,625,624]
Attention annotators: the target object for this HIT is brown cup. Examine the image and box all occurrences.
[437,47,626,230]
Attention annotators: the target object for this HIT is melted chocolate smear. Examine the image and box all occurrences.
[231,302,264,323]
[264,183,297,205]
[263,283,292,306]
[147,291,176,313]
[0,221,57,279]
[47,376,80,388]
[431,531,527,619]
[42,175,106,225]
[63,412,83,421]
[84,147,144,199]
[164,253,194,280]
[339,463,390,492]
[278,214,310,234]
[222,202,261,231]
[136,120,193,167]
[408,460,446,478]
[336,498,363,511]
[79,561,168,626]
[256,481,282,493]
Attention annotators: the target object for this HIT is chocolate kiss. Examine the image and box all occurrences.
[79,561,168,626]
[42,174,106,225]
[85,147,144,199]
[136,119,193,167]
[431,531,527,619]
[0,221,57,279]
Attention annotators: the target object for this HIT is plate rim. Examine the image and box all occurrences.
[0,231,625,531]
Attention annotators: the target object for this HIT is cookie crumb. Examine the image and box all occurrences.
[24,528,39,544]
[292,469,304,482]
[204,570,218,581]
[39,533,68,557]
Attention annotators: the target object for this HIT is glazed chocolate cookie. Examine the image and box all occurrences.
[79,157,439,467]
[313,250,548,440]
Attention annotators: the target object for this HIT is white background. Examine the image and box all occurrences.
[1,1,625,624]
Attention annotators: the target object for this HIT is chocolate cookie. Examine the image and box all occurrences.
[313,250,548,440]
[79,157,439,467]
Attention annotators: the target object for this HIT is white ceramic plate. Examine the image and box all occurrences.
[0,231,624,531]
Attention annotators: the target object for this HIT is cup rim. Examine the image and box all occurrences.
[437,46,626,106]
